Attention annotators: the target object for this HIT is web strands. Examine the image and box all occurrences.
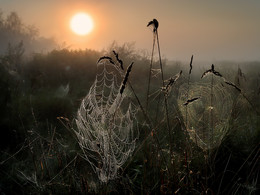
[178,82,233,151]
[75,59,138,182]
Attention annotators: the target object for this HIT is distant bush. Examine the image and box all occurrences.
[0,11,56,55]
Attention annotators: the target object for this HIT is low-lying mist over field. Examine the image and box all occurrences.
[2,0,260,61]
[0,12,57,55]
[0,2,259,194]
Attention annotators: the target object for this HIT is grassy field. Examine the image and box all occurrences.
[0,15,259,195]
[0,44,259,194]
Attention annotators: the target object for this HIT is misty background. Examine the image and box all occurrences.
[0,2,260,194]
[1,0,260,62]
[0,11,57,55]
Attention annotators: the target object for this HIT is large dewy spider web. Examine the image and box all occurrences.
[75,58,138,182]
[178,80,233,151]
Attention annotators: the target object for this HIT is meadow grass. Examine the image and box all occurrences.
[0,19,259,194]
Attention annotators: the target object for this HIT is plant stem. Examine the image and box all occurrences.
[127,80,171,176]
[156,29,173,163]
[146,33,156,111]
[184,55,193,180]
[217,153,232,195]
[210,74,214,148]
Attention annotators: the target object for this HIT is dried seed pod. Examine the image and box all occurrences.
[113,50,124,70]
[189,55,193,75]
[183,97,200,106]
[120,62,133,94]
[201,64,222,79]
[165,70,182,88]
[147,18,159,32]
[97,56,115,64]
[162,70,182,95]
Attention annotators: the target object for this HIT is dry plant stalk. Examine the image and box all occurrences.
[183,97,200,106]
[97,56,115,64]
[201,64,222,79]
[120,62,133,94]
[113,50,124,70]
[201,64,223,147]
[224,80,241,92]
[146,20,157,110]
[162,70,182,95]
[189,55,193,75]
[147,18,159,32]
[147,18,180,175]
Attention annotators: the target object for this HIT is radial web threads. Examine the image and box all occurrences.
[74,58,138,182]
[178,81,233,151]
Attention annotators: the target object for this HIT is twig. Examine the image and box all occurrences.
[47,155,78,184]
[217,153,232,195]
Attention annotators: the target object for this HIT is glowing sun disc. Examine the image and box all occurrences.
[70,13,93,35]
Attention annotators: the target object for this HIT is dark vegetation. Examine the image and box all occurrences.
[0,13,259,194]
[0,11,56,54]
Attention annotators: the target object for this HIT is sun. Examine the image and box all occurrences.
[70,13,94,36]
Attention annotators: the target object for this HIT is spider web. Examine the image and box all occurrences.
[74,59,138,182]
[178,80,233,151]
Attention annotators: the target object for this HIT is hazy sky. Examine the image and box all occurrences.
[1,0,260,61]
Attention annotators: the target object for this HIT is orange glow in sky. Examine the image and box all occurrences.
[1,0,260,61]
[70,13,94,36]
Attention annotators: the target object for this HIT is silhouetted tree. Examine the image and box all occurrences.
[0,11,56,54]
